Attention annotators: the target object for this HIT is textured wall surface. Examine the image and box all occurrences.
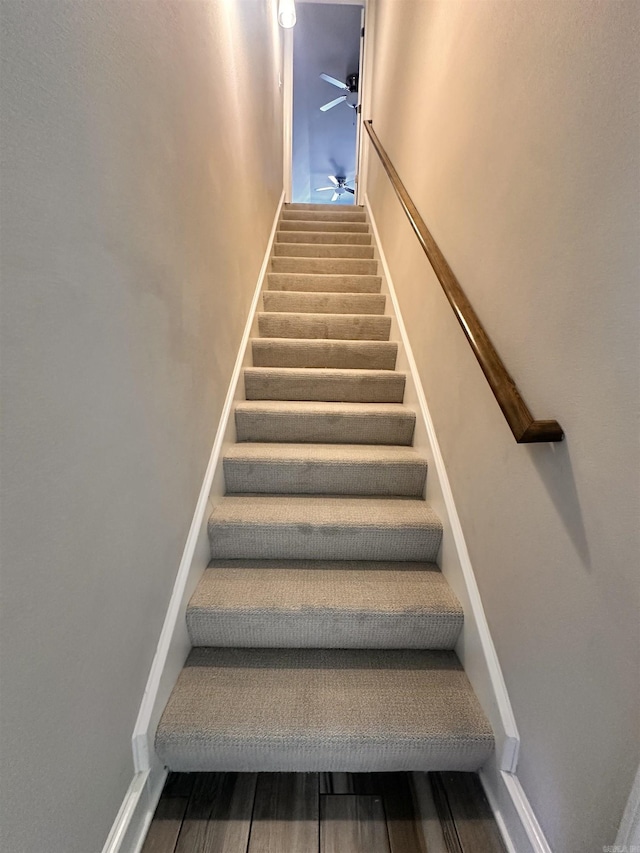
[0,2,282,851]
[366,2,639,852]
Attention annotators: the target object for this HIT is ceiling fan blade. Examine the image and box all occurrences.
[331,192,339,202]
[320,96,347,112]
[320,73,349,91]
[328,175,339,186]
[315,187,334,192]
[345,187,355,194]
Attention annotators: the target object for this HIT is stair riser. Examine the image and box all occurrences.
[187,612,461,650]
[208,524,442,562]
[271,257,378,275]
[258,313,390,341]
[158,742,490,774]
[267,273,381,293]
[223,459,426,496]
[282,210,366,222]
[273,243,374,259]
[279,220,369,233]
[235,410,416,445]
[277,231,371,245]
[262,292,385,315]
[251,340,397,370]
[244,371,406,403]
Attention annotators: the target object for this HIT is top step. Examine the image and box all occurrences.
[286,203,363,212]
[282,209,366,222]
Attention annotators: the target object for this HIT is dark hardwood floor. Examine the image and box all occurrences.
[141,770,507,853]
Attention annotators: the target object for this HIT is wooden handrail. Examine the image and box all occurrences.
[363,120,564,444]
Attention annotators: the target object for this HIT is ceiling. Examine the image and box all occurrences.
[292,2,363,205]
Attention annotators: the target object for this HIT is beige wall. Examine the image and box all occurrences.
[0,2,282,851]
[366,2,639,851]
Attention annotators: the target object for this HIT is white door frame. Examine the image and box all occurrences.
[282,0,375,205]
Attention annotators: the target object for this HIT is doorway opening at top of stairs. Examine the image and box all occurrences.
[291,2,364,206]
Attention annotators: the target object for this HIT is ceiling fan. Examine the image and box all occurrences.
[315,175,355,201]
[319,73,359,112]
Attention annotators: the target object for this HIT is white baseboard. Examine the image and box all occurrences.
[364,193,519,774]
[616,763,640,849]
[130,191,285,773]
[481,760,554,853]
[101,767,167,853]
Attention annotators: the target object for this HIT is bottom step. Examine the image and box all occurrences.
[155,647,494,773]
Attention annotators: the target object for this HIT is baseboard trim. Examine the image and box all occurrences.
[101,767,167,853]
[481,766,554,853]
[616,763,640,849]
[131,190,285,773]
[364,193,519,774]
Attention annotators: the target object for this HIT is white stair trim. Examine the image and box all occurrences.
[130,191,285,774]
[100,767,167,853]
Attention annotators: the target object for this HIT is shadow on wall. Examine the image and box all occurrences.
[528,441,591,571]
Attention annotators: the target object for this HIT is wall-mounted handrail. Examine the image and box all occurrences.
[363,120,564,444]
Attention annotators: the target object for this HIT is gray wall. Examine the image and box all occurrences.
[293,2,361,203]
[0,2,282,851]
[366,2,639,851]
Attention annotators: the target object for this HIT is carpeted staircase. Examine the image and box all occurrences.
[155,203,494,773]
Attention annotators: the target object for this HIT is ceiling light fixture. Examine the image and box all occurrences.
[277,0,296,28]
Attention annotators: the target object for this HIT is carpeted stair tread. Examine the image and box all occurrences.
[282,209,366,222]
[262,292,385,315]
[273,243,374,259]
[186,561,462,649]
[235,400,416,444]
[154,647,494,772]
[257,312,390,341]
[267,272,382,293]
[279,219,369,233]
[252,338,397,370]
[244,367,405,403]
[223,443,427,495]
[277,230,372,245]
[271,256,378,275]
[207,495,442,561]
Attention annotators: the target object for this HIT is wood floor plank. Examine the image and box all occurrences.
[162,772,196,799]
[376,773,427,853]
[141,795,190,853]
[410,772,448,853]
[174,773,227,853]
[320,795,390,853]
[429,772,464,853]
[437,772,508,853]
[319,772,355,794]
[143,771,506,853]
[248,773,319,853]
[202,773,257,852]
[349,773,384,795]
